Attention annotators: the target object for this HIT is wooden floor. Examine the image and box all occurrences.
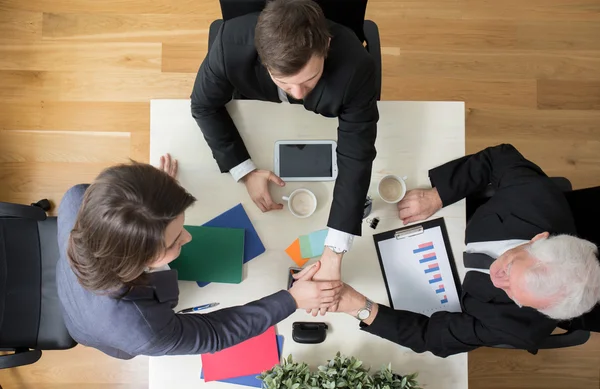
[1,0,599,388]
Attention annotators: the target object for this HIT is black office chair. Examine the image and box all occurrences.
[467,177,599,354]
[0,200,76,369]
[207,0,382,100]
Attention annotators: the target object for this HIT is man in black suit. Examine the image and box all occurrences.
[191,0,378,296]
[334,144,600,357]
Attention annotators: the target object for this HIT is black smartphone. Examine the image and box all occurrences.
[287,267,303,289]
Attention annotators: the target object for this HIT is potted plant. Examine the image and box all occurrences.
[372,365,420,389]
[259,353,420,389]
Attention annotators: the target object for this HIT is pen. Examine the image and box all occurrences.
[176,302,220,314]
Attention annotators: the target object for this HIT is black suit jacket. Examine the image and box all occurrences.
[191,14,378,236]
[363,144,578,357]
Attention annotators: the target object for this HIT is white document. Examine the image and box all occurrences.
[376,225,462,316]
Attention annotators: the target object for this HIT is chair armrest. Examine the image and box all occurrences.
[0,202,46,221]
[363,20,381,101]
[208,20,224,53]
[537,329,590,349]
[0,348,42,369]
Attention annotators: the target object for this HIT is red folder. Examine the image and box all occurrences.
[201,326,280,382]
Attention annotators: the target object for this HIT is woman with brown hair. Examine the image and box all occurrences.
[56,154,340,359]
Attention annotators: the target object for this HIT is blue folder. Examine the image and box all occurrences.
[200,335,284,387]
[197,204,266,287]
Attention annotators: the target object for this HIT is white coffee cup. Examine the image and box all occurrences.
[377,175,407,204]
[282,189,317,218]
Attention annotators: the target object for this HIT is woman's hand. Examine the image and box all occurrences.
[159,153,178,179]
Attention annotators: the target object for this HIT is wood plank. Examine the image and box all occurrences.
[0,130,130,163]
[0,130,130,206]
[383,77,537,108]
[467,137,600,189]
[0,42,161,72]
[0,71,195,102]
[0,346,148,389]
[0,162,125,207]
[0,10,42,41]
[466,106,600,141]
[366,0,462,20]
[1,0,220,16]
[162,42,206,73]
[378,19,519,50]
[42,13,212,43]
[538,80,600,110]
[130,129,150,163]
[469,333,600,389]
[0,101,149,132]
[516,22,600,50]
[462,0,600,21]
[383,49,600,80]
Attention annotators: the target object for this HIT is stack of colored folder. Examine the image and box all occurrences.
[169,204,265,285]
[285,229,328,267]
[200,327,284,387]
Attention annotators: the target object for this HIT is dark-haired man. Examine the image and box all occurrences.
[191,0,378,295]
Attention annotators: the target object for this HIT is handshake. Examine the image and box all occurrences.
[287,259,377,323]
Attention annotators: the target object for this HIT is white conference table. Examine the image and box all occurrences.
[148,100,467,389]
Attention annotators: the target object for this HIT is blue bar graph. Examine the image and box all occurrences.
[424,266,440,274]
[413,245,434,254]
[428,277,442,284]
[435,287,446,294]
[419,255,437,264]
[441,298,448,304]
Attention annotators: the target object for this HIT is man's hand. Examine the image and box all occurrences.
[337,284,379,325]
[294,247,342,316]
[288,262,343,311]
[397,188,443,225]
[159,153,178,179]
[243,170,285,212]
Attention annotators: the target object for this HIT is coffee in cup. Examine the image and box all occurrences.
[282,188,317,218]
[378,175,407,203]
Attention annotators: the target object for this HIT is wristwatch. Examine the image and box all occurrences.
[356,298,373,321]
[325,245,347,254]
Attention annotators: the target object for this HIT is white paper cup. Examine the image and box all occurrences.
[377,175,407,204]
[282,188,317,218]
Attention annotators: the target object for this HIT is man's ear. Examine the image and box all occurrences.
[531,231,550,243]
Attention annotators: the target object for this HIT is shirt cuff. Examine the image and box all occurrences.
[230,159,257,182]
[324,228,355,252]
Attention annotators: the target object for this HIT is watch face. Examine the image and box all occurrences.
[357,309,370,320]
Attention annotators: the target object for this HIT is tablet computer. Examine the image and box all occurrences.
[274,140,338,182]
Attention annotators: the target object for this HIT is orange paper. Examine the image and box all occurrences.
[285,238,309,267]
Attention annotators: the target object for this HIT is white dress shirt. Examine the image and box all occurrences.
[229,87,355,253]
[464,239,528,275]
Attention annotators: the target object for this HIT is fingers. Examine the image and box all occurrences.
[263,193,283,211]
[398,206,417,221]
[317,280,343,290]
[268,172,286,187]
[253,197,268,212]
[257,194,282,213]
[159,156,165,171]
[318,286,343,298]
[402,216,421,225]
[171,158,178,178]
[163,153,171,173]
[296,262,321,281]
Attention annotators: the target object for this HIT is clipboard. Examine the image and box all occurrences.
[373,217,463,316]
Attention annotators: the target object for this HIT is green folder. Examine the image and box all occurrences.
[169,226,244,283]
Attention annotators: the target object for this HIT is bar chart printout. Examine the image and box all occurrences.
[376,224,461,316]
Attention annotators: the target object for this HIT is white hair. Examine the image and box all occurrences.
[524,234,600,320]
